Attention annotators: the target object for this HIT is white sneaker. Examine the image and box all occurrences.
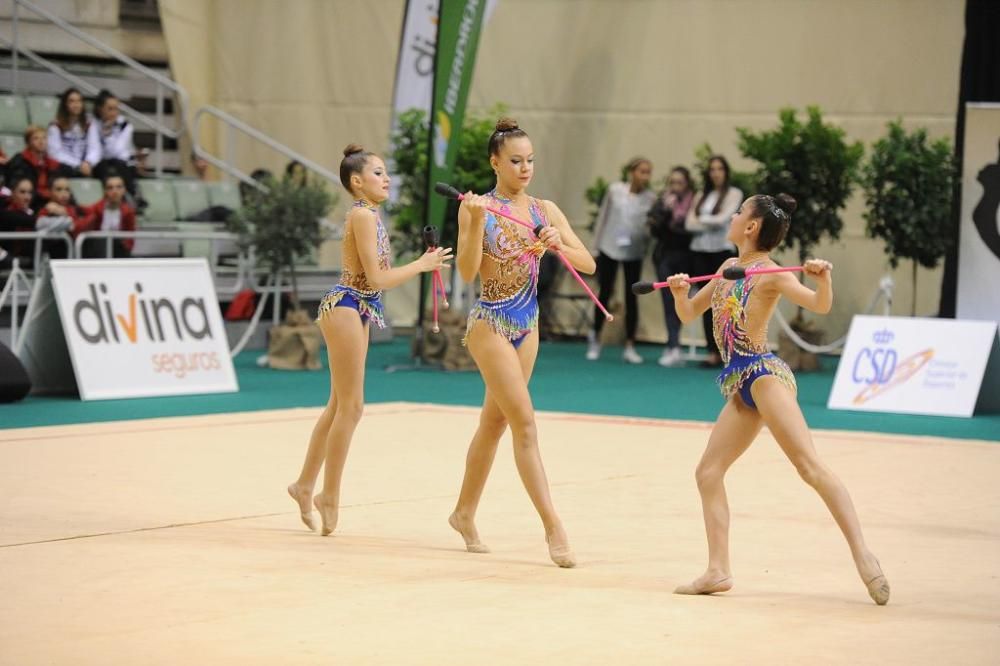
[622,346,643,365]
[658,347,682,367]
[586,341,601,361]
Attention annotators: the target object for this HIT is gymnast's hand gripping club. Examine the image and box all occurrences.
[422,225,449,333]
[434,182,613,321]
[631,265,805,295]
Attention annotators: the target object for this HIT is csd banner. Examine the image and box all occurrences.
[828,315,999,418]
[49,259,238,400]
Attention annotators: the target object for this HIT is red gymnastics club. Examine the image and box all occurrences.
[422,225,449,333]
[631,265,804,295]
[434,182,613,321]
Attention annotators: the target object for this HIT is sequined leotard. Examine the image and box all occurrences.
[465,191,548,348]
[316,199,391,328]
[712,259,796,408]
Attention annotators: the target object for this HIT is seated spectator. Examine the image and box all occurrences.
[0,178,37,265]
[192,151,210,181]
[89,90,138,197]
[29,177,80,260]
[5,126,60,209]
[48,87,99,178]
[286,159,308,187]
[76,175,136,258]
[239,167,273,206]
[36,177,83,234]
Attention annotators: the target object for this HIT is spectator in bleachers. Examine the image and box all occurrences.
[5,126,60,209]
[36,177,83,234]
[76,175,135,258]
[0,177,37,264]
[192,151,210,181]
[89,90,138,197]
[286,160,308,187]
[0,146,8,169]
[28,177,79,260]
[239,167,272,205]
[48,88,99,178]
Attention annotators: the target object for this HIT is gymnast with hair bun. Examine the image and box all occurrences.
[666,193,890,605]
[287,144,452,536]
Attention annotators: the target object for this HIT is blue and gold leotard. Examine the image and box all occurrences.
[465,191,548,348]
[317,199,391,328]
[711,260,796,409]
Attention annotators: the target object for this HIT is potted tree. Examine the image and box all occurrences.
[387,104,505,369]
[737,107,864,369]
[862,120,955,316]
[228,172,335,369]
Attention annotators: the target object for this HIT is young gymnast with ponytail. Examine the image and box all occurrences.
[287,144,452,536]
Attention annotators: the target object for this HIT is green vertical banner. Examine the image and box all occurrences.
[425,0,489,231]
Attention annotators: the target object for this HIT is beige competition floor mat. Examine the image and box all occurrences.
[1,403,998,665]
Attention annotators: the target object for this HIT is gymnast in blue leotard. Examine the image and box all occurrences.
[666,192,890,606]
[447,118,595,568]
[287,143,452,537]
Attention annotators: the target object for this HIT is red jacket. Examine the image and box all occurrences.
[16,149,60,201]
[77,199,137,250]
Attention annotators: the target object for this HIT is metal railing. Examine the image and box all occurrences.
[193,105,341,191]
[6,0,190,176]
[1,231,73,348]
[73,229,246,289]
[0,230,74,270]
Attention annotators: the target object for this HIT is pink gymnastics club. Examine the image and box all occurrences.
[422,226,449,333]
[434,182,613,321]
[631,265,804,295]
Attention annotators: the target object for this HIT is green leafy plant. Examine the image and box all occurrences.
[862,120,955,315]
[737,107,864,266]
[228,174,336,312]
[387,104,507,257]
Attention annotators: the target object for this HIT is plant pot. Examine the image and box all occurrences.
[777,315,823,372]
[414,308,476,371]
[266,309,323,370]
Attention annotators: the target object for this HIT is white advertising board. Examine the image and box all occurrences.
[49,259,238,400]
[828,315,998,418]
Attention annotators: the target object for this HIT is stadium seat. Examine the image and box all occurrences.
[171,179,210,220]
[139,179,179,224]
[0,95,28,134]
[68,178,103,207]
[206,181,242,211]
[26,96,58,127]
[0,134,21,158]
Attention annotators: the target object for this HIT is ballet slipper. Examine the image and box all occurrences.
[546,535,576,568]
[673,575,733,595]
[448,512,490,553]
[287,483,316,531]
[865,559,890,606]
[313,494,338,536]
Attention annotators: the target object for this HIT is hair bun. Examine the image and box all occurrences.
[343,143,365,157]
[774,193,797,215]
[495,117,519,132]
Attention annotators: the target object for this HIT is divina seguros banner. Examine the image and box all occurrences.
[49,259,238,400]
